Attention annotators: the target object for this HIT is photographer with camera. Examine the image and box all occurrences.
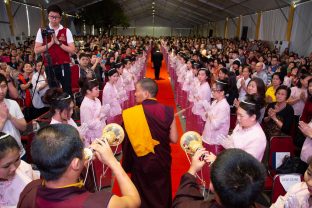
[34,4,75,95]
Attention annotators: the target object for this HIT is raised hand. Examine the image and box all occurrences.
[299,121,312,138]
[188,148,209,175]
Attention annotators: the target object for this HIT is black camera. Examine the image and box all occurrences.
[41,27,55,36]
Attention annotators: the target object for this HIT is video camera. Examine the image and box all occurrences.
[41,27,55,36]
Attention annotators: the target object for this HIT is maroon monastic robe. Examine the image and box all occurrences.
[17,179,112,208]
[122,99,174,208]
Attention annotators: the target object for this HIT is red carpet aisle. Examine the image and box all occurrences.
[112,56,189,198]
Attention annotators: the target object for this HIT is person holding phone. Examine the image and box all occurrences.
[90,54,105,88]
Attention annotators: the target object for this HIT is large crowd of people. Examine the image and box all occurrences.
[0,4,312,208]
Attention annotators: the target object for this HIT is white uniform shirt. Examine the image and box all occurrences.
[2,99,25,156]
[35,24,74,44]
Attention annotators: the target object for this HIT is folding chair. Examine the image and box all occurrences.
[71,64,80,93]
[268,136,295,176]
[229,113,237,131]
[265,136,295,191]
[271,174,303,203]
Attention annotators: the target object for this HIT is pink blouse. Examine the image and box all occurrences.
[202,98,230,144]
[230,122,266,161]
[122,69,135,92]
[271,182,311,208]
[290,86,307,116]
[102,82,122,118]
[182,70,194,91]
[192,81,211,118]
[115,76,128,103]
[80,96,108,145]
[50,117,78,128]
[0,161,39,207]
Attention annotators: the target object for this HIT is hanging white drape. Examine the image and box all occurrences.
[259,7,289,41]
[215,20,225,38]
[0,1,11,39]
[27,6,41,35]
[228,17,237,39]
[290,1,312,57]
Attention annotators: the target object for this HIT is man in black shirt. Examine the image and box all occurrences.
[152,46,163,80]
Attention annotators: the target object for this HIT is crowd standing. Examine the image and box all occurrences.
[1,17,312,206]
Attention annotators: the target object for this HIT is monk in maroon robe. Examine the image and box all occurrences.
[17,123,140,208]
[122,78,178,208]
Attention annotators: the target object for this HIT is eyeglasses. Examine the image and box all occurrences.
[49,15,61,20]
[211,88,221,92]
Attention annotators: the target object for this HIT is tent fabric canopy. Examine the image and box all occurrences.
[11,0,309,27]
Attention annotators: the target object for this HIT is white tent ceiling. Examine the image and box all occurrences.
[10,0,310,27]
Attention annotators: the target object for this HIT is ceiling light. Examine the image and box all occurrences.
[152,2,155,5]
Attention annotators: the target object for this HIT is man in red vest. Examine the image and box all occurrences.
[34,5,75,95]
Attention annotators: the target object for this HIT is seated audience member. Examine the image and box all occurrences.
[0,132,38,206]
[218,67,229,81]
[17,63,34,121]
[252,62,268,85]
[288,75,309,119]
[9,56,19,70]
[297,79,312,149]
[172,148,266,208]
[298,120,312,164]
[237,66,251,101]
[263,85,294,139]
[265,72,283,103]
[43,88,76,126]
[234,77,266,122]
[0,74,27,157]
[283,66,299,87]
[271,157,312,208]
[18,124,141,208]
[31,60,49,117]
[0,62,18,99]
[90,54,105,88]
[301,79,312,124]
[226,72,239,113]
[17,63,33,107]
[79,53,96,79]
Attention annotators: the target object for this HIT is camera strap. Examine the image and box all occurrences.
[61,64,65,77]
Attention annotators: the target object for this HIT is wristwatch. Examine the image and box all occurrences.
[58,41,63,47]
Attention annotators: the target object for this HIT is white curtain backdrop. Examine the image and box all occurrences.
[28,6,41,36]
[242,14,256,40]
[215,20,225,38]
[12,2,28,37]
[290,1,312,56]
[259,7,289,42]
[228,17,237,39]
[0,1,11,40]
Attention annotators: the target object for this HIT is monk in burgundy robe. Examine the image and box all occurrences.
[17,124,140,208]
[122,78,178,208]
